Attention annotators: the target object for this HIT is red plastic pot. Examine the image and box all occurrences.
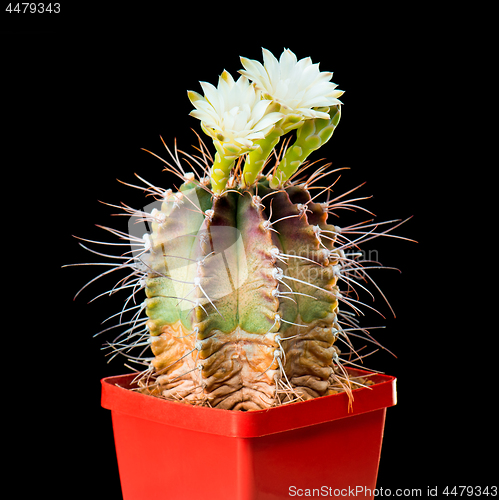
[101,368,396,500]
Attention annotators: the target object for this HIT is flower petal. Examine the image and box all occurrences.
[188,69,285,158]
[238,48,344,121]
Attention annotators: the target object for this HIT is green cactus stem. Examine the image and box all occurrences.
[211,149,235,194]
[241,113,303,187]
[270,106,341,188]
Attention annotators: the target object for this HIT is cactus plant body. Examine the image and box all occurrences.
[141,170,345,410]
[72,49,411,411]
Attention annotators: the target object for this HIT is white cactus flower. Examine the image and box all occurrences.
[188,71,284,160]
[239,48,344,121]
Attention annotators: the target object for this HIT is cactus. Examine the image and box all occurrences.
[71,48,412,411]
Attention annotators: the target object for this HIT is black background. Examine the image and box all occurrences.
[3,6,494,499]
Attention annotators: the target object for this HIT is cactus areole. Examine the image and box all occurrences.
[75,49,411,411]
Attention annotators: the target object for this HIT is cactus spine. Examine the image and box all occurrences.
[72,49,411,411]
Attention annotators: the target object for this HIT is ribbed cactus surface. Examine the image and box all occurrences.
[140,174,344,410]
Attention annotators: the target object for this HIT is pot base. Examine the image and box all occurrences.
[101,369,396,500]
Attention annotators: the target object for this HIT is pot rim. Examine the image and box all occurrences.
[101,368,397,438]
